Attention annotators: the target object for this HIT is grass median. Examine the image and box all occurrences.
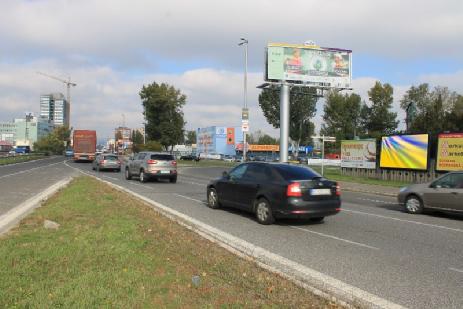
[0,154,46,166]
[0,176,341,308]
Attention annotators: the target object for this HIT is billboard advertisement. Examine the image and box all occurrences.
[436,133,463,171]
[380,134,429,170]
[266,43,352,88]
[341,140,376,169]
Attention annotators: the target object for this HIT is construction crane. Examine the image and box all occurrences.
[37,71,77,126]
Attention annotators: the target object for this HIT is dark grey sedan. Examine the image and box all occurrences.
[92,154,121,172]
[398,172,463,214]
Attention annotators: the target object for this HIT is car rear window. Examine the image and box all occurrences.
[104,155,118,161]
[274,164,321,180]
[150,154,174,160]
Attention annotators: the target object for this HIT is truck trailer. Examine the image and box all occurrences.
[73,130,97,162]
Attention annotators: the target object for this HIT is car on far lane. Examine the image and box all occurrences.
[92,154,121,172]
[398,171,463,214]
[207,162,341,225]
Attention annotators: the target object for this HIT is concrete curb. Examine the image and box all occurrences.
[0,177,73,235]
[342,187,397,197]
[66,163,404,309]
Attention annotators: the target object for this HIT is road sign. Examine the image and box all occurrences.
[242,123,249,132]
[242,108,249,121]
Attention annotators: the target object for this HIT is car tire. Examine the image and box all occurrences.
[309,217,325,223]
[139,169,147,183]
[169,176,177,183]
[404,195,424,214]
[255,198,275,225]
[207,187,220,209]
[92,166,95,170]
[125,168,132,180]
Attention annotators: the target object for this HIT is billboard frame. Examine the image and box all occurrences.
[435,131,463,172]
[264,43,353,90]
[379,133,430,171]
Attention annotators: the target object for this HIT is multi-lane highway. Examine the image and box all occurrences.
[2,159,463,308]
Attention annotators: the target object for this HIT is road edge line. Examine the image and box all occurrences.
[0,177,73,235]
[65,162,404,309]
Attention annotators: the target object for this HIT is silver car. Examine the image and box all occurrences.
[92,154,121,172]
[398,172,463,214]
[125,152,177,183]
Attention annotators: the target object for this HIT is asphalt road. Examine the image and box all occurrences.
[4,159,463,308]
[0,156,77,216]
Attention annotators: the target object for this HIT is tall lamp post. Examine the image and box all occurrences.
[238,38,248,161]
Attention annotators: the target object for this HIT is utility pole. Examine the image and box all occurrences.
[239,38,249,161]
[37,72,76,127]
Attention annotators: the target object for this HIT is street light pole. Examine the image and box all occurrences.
[239,38,248,162]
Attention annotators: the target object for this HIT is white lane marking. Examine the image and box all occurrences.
[0,161,63,179]
[357,197,398,205]
[100,175,120,181]
[449,267,463,274]
[290,226,380,250]
[174,193,204,204]
[342,205,463,234]
[178,180,206,186]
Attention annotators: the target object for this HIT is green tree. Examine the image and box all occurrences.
[139,82,186,151]
[132,130,144,144]
[258,85,317,156]
[321,91,363,149]
[34,126,71,154]
[361,81,398,138]
[400,84,462,133]
[185,130,197,145]
[258,134,278,145]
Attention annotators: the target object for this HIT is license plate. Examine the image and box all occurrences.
[80,156,88,159]
[310,189,332,196]
[160,170,170,174]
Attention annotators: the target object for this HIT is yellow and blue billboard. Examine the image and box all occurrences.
[380,134,429,170]
[436,133,463,171]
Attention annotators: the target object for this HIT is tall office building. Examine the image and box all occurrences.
[40,93,70,127]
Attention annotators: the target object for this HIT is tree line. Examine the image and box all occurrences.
[258,81,463,153]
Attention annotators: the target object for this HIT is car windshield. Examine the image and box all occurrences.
[274,164,321,181]
[150,154,174,160]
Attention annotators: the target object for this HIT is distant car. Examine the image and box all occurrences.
[125,152,177,183]
[398,172,463,214]
[64,149,74,157]
[207,162,341,225]
[180,154,200,161]
[92,154,121,172]
[222,155,235,162]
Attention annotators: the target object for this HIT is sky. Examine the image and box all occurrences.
[1,0,462,141]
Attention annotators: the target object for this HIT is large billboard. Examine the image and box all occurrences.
[341,140,376,169]
[436,133,463,171]
[380,134,429,170]
[266,43,352,88]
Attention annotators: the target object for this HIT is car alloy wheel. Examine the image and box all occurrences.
[139,170,147,183]
[405,195,423,214]
[125,168,132,180]
[207,188,220,209]
[255,198,274,225]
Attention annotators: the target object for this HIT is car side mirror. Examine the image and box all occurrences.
[222,171,229,179]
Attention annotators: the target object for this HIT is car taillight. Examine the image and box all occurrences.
[335,182,341,196]
[147,160,157,164]
[117,160,121,164]
[171,161,177,166]
[287,182,302,197]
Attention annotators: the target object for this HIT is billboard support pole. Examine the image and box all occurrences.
[280,83,290,163]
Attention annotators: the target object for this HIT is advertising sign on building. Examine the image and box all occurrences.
[436,133,463,171]
[215,127,226,136]
[226,127,235,145]
[266,43,352,88]
[341,140,376,169]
